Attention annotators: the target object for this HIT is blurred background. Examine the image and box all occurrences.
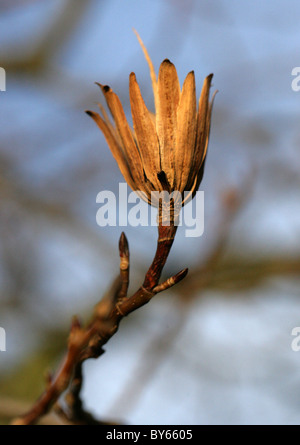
[0,0,300,425]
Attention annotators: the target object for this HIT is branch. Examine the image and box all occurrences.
[12,218,187,425]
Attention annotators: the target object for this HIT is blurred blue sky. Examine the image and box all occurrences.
[1,0,300,425]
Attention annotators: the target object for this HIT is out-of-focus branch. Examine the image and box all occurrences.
[0,397,63,425]
[180,185,250,299]
[197,255,300,292]
[0,163,114,258]
[1,0,93,73]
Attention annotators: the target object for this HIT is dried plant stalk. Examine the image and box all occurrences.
[11,31,217,426]
[12,210,187,425]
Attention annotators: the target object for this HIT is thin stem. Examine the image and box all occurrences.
[12,211,186,425]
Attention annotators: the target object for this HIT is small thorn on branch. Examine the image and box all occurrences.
[44,370,53,388]
[70,315,81,331]
[94,276,121,320]
[68,316,86,349]
[118,232,130,300]
[153,268,188,294]
[119,232,129,262]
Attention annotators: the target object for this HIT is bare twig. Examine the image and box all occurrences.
[107,179,254,413]
[12,211,187,425]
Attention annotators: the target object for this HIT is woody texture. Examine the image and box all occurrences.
[12,32,216,425]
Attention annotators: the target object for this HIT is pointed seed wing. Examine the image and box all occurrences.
[174,71,196,192]
[156,59,180,189]
[129,72,161,189]
[97,83,145,189]
[86,110,136,190]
